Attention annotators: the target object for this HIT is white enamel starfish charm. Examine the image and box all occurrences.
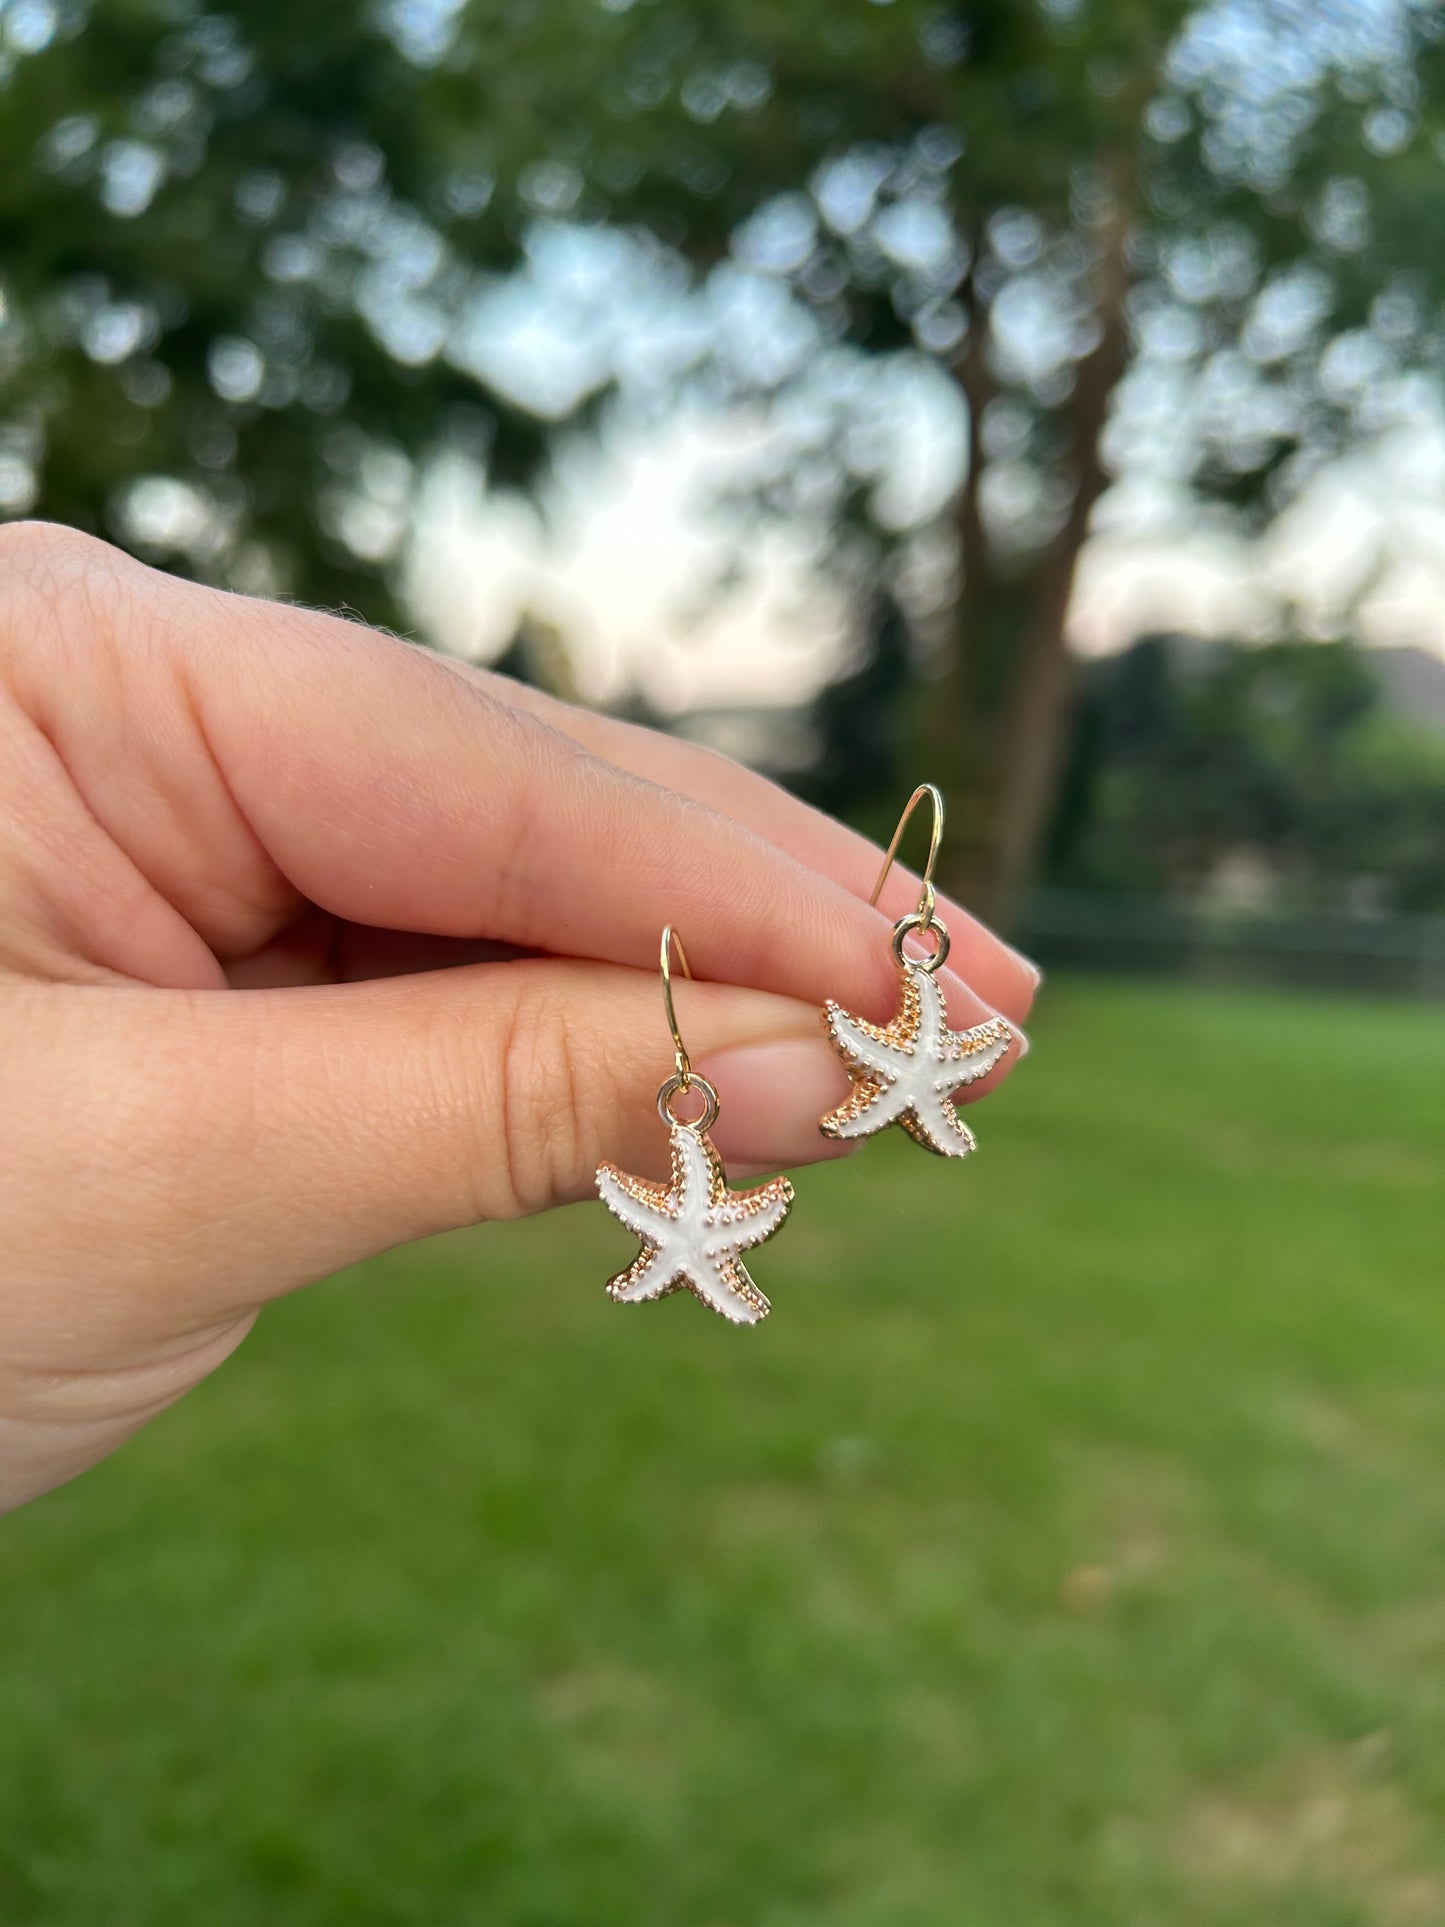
[596,1123,793,1325]
[820,960,1014,1157]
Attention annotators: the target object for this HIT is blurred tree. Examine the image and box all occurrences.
[2,0,1443,918]
[800,588,917,820]
[491,611,581,698]
[1051,633,1445,912]
[508,0,1445,921]
[0,0,564,628]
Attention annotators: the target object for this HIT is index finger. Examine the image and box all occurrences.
[199,598,1011,1035]
[13,529,1023,1048]
[445,662,1040,1025]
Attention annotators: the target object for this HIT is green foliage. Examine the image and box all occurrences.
[0,0,559,621]
[1324,715,1445,914]
[799,588,919,818]
[4,3,1443,605]
[1051,634,1445,911]
[3,980,1445,1922]
[5,0,1444,904]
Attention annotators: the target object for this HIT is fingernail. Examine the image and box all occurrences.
[953,1013,1028,1099]
[937,971,1031,1067]
[1010,944,1044,988]
[695,1037,857,1169]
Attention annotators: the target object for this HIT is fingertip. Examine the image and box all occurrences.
[697,1035,859,1172]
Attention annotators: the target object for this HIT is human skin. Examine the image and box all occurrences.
[0,521,1038,1510]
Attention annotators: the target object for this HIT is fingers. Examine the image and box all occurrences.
[10,967,853,1330]
[2,954,970,1506]
[0,948,1016,1506]
[439,661,1041,1025]
[3,528,1025,1052]
[189,614,1002,1034]
[222,909,534,988]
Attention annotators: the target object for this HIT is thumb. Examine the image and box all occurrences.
[64,962,856,1317]
[0,966,852,1509]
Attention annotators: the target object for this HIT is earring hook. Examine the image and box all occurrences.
[869,783,944,930]
[660,924,694,1090]
[657,926,721,1134]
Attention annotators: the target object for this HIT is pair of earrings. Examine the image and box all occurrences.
[595,785,1016,1325]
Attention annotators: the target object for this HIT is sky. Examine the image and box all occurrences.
[13,0,1437,715]
[404,135,1445,716]
[406,403,1445,714]
[406,414,849,712]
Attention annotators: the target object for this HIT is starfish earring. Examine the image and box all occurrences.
[820,785,1015,1158]
[596,926,794,1325]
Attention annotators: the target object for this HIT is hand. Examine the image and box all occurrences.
[0,522,1038,1509]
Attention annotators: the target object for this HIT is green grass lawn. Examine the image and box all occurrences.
[2,978,1443,1927]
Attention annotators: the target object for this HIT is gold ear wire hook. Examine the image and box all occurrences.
[657,925,720,1132]
[869,783,944,929]
[660,924,694,1091]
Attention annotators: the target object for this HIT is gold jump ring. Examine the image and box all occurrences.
[890,910,951,975]
[656,1070,720,1135]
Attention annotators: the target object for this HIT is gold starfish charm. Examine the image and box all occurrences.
[819,960,1014,1158]
[597,1121,793,1324]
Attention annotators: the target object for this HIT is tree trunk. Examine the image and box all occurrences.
[991,205,1132,925]
[933,199,1133,931]
[926,249,998,902]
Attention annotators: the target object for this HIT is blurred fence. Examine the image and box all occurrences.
[1016,890,1445,1002]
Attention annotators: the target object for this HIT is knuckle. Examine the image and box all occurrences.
[486,711,603,932]
[0,520,127,596]
[490,979,588,1217]
[0,522,136,680]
